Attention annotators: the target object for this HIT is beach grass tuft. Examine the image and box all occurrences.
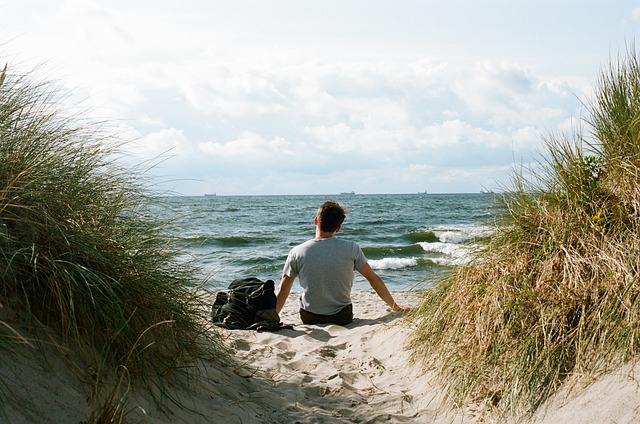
[0,62,230,417]
[410,46,640,416]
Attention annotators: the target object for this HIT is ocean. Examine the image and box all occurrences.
[152,193,497,292]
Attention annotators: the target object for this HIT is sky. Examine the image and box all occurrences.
[1,1,640,195]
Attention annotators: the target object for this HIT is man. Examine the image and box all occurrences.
[275,200,409,325]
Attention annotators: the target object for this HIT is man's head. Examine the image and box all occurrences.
[316,200,347,233]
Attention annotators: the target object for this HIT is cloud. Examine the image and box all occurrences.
[134,128,192,159]
[106,56,586,194]
[5,0,629,194]
[180,67,288,117]
[199,132,292,159]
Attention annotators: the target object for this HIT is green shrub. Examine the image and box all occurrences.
[0,62,229,414]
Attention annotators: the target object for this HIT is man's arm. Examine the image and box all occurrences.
[357,263,410,312]
[276,274,295,314]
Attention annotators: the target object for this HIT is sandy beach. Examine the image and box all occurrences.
[2,291,640,423]
[213,291,461,423]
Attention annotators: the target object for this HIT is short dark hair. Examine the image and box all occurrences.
[316,200,347,232]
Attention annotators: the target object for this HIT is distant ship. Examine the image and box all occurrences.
[417,190,428,194]
[204,193,217,197]
[340,191,356,195]
[480,189,494,194]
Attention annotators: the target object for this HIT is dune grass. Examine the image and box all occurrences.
[0,63,230,420]
[410,48,640,416]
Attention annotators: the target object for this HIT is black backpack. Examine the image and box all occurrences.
[211,277,287,331]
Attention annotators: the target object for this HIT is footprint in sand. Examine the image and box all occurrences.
[229,339,251,351]
[314,346,338,358]
[356,357,386,378]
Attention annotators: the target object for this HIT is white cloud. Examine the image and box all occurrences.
[179,67,288,117]
[135,128,191,159]
[2,0,637,194]
[115,56,588,193]
[199,132,292,159]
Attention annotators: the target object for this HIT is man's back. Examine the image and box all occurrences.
[284,237,367,315]
[276,200,408,324]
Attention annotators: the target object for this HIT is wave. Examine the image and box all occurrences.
[418,241,473,266]
[436,231,470,244]
[179,235,271,247]
[362,244,424,257]
[233,256,278,265]
[404,231,439,243]
[431,225,492,244]
[369,257,439,270]
[178,235,211,245]
[363,228,484,268]
[369,257,417,270]
[214,236,256,245]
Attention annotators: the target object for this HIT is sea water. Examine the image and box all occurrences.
[151,193,498,292]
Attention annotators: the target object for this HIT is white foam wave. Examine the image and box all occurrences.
[419,241,467,256]
[418,241,474,266]
[436,231,468,244]
[369,257,417,270]
[430,224,492,244]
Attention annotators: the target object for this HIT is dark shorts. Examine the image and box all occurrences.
[299,304,353,325]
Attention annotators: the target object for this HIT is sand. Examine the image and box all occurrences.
[213,291,463,423]
[1,291,640,423]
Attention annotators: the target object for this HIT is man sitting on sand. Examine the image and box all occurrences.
[275,200,410,325]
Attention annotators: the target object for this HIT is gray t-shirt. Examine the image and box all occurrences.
[283,237,368,315]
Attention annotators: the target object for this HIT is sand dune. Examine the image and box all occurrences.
[2,291,639,423]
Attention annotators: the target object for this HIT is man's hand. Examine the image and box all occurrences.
[391,303,412,313]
